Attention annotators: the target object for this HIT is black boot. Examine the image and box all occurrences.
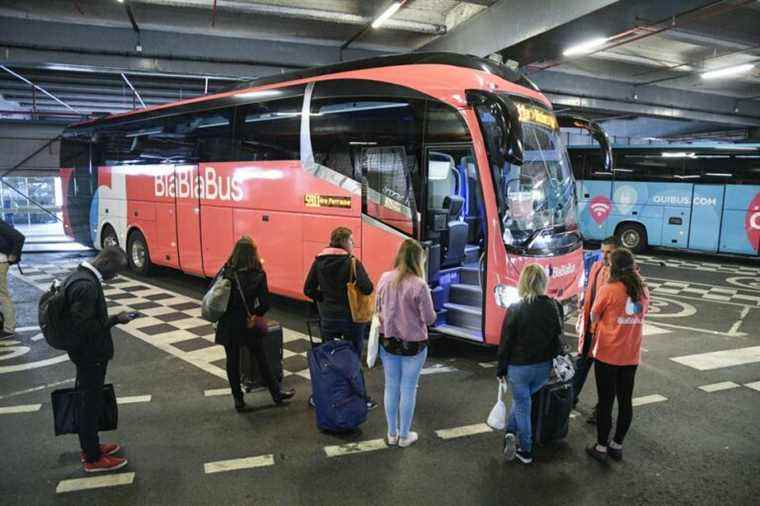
[234,396,248,412]
[273,388,296,405]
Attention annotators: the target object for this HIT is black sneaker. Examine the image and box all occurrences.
[366,399,379,410]
[586,444,608,463]
[515,449,533,464]
[234,397,249,412]
[503,433,517,461]
[607,446,623,461]
[274,388,296,405]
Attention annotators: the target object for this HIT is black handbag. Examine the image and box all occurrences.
[51,383,118,436]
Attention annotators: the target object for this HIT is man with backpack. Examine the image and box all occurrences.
[0,217,25,339]
[64,247,136,472]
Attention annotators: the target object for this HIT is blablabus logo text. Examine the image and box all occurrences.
[154,167,243,201]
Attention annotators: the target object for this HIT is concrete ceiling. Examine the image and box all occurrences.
[0,0,758,143]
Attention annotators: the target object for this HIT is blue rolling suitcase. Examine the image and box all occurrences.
[531,379,574,445]
[308,339,368,432]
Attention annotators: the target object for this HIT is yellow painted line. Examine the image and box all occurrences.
[204,455,275,474]
[56,472,135,494]
[204,388,231,397]
[117,395,152,405]
[698,382,740,393]
[435,423,493,440]
[324,439,388,458]
[632,394,668,407]
[0,403,42,415]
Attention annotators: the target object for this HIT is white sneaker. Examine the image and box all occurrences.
[387,433,399,446]
[398,431,418,448]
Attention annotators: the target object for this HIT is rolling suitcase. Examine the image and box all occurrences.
[531,379,574,445]
[241,319,284,391]
[308,339,368,432]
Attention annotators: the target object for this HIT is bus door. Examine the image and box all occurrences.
[661,199,692,248]
[175,164,204,276]
[152,165,180,268]
[689,185,724,252]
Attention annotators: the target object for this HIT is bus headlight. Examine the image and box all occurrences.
[494,285,520,308]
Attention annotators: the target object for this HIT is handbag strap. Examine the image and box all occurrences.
[349,256,357,284]
[233,271,253,318]
[550,299,569,355]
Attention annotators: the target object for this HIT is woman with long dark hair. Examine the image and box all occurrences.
[215,236,294,412]
[586,248,649,462]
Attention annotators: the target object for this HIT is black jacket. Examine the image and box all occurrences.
[66,266,116,364]
[496,295,563,376]
[215,266,270,346]
[0,219,25,263]
[303,248,373,320]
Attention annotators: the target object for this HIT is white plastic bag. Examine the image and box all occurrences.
[366,314,381,368]
[486,379,508,430]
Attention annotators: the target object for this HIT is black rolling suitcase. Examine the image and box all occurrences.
[241,320,284,391]
[531,379,574,445]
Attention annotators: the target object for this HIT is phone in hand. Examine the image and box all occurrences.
[126,311,145,320]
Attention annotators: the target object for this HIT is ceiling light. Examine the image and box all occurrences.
[661,152,696,158]
[562,37,609,57]
[701,63,755,80]
[372,2,402,29]
[235,89,282,99]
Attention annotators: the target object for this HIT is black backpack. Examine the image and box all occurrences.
[38,275,81,351]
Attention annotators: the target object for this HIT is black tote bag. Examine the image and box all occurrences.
[51,384,118,436]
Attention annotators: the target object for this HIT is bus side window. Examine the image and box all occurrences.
[237,96,303,161]
[617,153,685,181]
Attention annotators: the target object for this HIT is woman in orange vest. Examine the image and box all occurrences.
[586,248,649,462]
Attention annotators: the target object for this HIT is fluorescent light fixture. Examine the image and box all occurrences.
[675,175,699,179]
[126,127,162,138]
[372,2,402,29]
[701,63,755,80]
[197,119,229,129]
[705,173,732,177]
[235,89,283,99]
[562,37,609,57]
[614,168,633,172]
[661,152,696,158]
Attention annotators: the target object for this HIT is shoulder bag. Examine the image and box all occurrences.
[346,257,375,323]
[550,300,575,383]
[234,272,268,337]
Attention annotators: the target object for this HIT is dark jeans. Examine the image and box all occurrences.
[76,361,107,463]
[320,317,366,358]
[594,360,638,447]
[573,354,594,406]
[224,339,280,402]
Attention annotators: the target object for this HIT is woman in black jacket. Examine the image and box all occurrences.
[216,236,294,412]
[496,264,563,465]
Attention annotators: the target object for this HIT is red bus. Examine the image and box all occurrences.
[59,52,591,346]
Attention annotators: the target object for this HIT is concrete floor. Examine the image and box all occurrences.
[1,249,759,505]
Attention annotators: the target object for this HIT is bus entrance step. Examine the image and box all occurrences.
[443,303,482,331]
[450,284,482,306]
[459,267,480,286]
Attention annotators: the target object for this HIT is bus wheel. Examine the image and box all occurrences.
[101,225,119,248]
[127,230,153,275]
[618,223,647,253]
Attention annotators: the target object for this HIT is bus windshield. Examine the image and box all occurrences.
[498,121,577,250]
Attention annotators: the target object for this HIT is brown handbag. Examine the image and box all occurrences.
[346,256,375,323]
[234,272,267,336]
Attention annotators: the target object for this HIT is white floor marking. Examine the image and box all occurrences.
[744,381,760,392]
[632,394,668,407]
[0,378,75,400]
[56,472,135,494]
[420,365,457,375]
[728,306,751,336]
[15,326,40,333]
[204,388,231,397]
[648,321,747,338]
[117,395,152,405]
[698,381,741,393]
[31,333,45,341]
[0,403,42,414]
[0,353,69,374]
[324,438,389,458]
[671,346,760,371]
[204,455,275,474]
[478,362,497,368]
[435,423,493,440]
[643,323,670,336]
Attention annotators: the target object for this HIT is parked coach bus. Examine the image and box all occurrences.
[60,53,605,346]
[570,144,760,256]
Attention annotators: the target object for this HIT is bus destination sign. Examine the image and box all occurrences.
[304,194,353,209]
[515,103,558,131]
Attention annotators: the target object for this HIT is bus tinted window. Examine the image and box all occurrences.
[425,101,471,143]
[614,152,684,181]
[237,97,302,161]
[685,153,760,184]
[583,152,611,180]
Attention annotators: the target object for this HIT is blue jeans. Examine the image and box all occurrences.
[380,345,428,439]
[506,360,552,453]
[320,317,366,358]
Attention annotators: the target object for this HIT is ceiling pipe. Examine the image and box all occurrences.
[121,72,146,108]
[340,1,410,56]
[0,65,81,113]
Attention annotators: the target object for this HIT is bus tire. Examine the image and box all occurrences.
[617,223,647,253]
[101,225,119,249]
[127,229,153,275]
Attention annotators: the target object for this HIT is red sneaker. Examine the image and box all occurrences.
[80,443,121,463]
[83,454,128,473]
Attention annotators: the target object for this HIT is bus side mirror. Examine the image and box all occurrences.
[466,90,524,167]
[558,115,613,173]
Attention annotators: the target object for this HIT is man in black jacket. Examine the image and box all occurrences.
[67,246,135,473]
[0,218,25,339]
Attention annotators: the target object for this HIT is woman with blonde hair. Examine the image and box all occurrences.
[215,236,294,412]
[496,264,564,464]
[375,239,437,448]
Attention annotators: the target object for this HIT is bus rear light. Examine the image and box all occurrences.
[494,284,520,308]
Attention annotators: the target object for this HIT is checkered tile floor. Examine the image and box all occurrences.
[646,279,760,306]
[637,255,760,276]
[13,260,313,383]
